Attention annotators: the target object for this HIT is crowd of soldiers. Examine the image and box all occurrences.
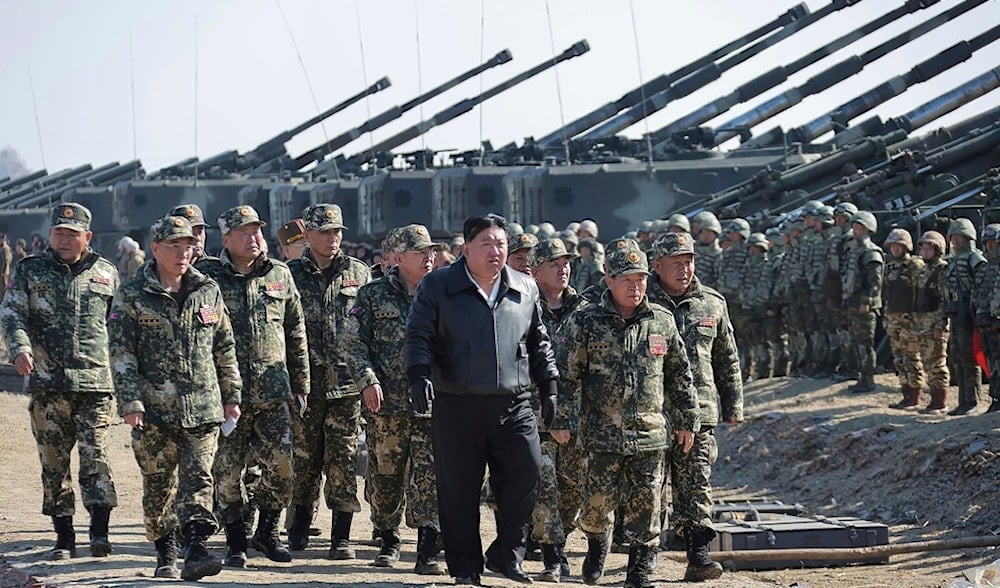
[3,195,995,587]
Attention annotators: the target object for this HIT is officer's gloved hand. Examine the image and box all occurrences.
[541,379,558,429]
[407,365,434,414]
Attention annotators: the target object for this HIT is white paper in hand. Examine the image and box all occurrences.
[221,415,238,437]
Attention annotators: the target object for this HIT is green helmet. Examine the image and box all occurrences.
[725,218,751,240]
[851,211,877,233]
[982,223,1000,242]
[697,213,722,235]
[802,200,825,216]
[747,232,769,250]
[833,202,859,218]
[667,213,690,232]
[816,205,835,225]
[947,217,977,241]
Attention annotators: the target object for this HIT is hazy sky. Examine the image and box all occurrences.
[2,0,998,175]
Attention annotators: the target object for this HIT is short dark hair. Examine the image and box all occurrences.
[463,214,508,243]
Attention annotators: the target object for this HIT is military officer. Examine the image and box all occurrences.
[195,205,310,566]
[277,219,307,261]
[109,216,242,580]
[842,211,884,393]
[168,204,211,262]
[508,232,539,275]
[647,232,743,582]
[344,224,445,575]
[1,203,119,560]
[287,203,371,559]
[554,238,699,587]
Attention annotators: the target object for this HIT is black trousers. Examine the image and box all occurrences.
[432,391,541,577]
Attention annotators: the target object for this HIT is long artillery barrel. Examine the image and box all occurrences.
[578,0,863,142]
[335,40,590,173]
[825,64,1000,145]
[647,0,941,149]
[710,0,990,149]
[531,3,809,149]
[237,77,392,170]
[744,22,1000,148]
[286,50,513,172]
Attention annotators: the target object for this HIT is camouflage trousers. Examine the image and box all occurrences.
[131,421,218,541]
[579,450,663,547]
[364,412,438,531]
[28,391,117,516]
[764,313,790,376]
[832,306,858,374]
[847,308,878,378]
[292,394,361,513]
[662,428,718,534]
[786,299,813,372]
[531,436,587,545]
[729,307,752,376]
[213,400,294,523]
[912,313,950,390]
[809,294,837,371]
[884,312,925,390]
[947,312,981,407]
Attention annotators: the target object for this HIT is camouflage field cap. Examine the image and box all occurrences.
[303,203,347,231]
[508,231,539,252]
[604,238,648,277]
[390,224,441,253]
[152,215,195,242]
[650,231,697,260]
[528,238,579,267]
[218,205,266,235]
[277,218,306,246]
[168,204,209,228]
[51,203,92,232]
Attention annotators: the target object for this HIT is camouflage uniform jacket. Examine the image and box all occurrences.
[288,247,371,398]
[344,267,422,416]
[842,236,883,309]
[942,244,985,318]
[740,253,772,315]
[2,248,118,393]
[535,286,588,432]
[716,242,747,306]
[767,247,787,312]
[109,261,242,427]
[915,255,947,326]
[647,277,742,428]
[694,240,722,289]
[553,291,699,454]
[822,228,852,302]
[572,257,605,294]
[882,254,924,314]
[974,249,999,324]
[806,226,837,297]
[196,251,309,403]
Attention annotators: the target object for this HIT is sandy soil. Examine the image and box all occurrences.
[1,373,998,587]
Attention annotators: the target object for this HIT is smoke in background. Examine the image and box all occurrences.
[0,147,30,180]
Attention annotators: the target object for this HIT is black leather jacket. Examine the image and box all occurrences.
[405,257,558,398]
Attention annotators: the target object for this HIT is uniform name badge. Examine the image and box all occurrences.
[648,333,668,356]
[199,305,220,326]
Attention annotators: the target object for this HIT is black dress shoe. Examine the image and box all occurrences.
[486,559,533,584]
[454,572,482,586]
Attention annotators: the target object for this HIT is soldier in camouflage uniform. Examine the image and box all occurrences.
[343,224,445,575]
[110,216,242,581]
[716,218,750,375]
[975,224,1000,413]
[507,232,539,275]
[782,217,812,376]
[914,231,951,414]
[528,238,588,583]
[287,203,371,559]
[828,203,860,380]
[741,232,773,379]
[842,212,884,394]
[882,228,926,410]
[554,238,700,587]
[573,237,606,293]
[168,204,211,263]
[666,214,690,234]
[647,232,743,582]
[277,219,307,261]
[195,205,310,566]
[943,218,985,415]
[692,211,723,290]
[804,204,840,378]
[1,203,119,561]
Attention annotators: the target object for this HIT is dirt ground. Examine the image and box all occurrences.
[1,373,998,587]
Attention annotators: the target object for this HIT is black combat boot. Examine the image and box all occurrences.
[850,372,876,393]
[50,515,76,560]
[328,511,356,560]
[243,498,258,539]
[287,503,312,551]
[252,508,292,562]
[683,526,723,582]
[537,543,561,583]
[154,533,181,578]
[558,541,570,577]
[181,521,222,581]
[372,528,401,567]
[87,506,112,557]
[624,543,653,588]
[223,520,248,568]
[581,530,609,585]
[414,526,446,575]
[611,513,628,553]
